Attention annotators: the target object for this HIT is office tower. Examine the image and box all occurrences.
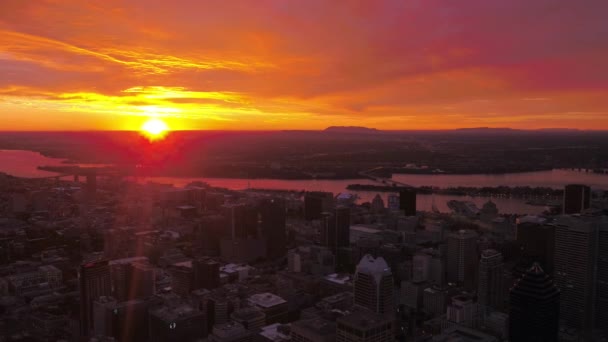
[401,280,427,311]
[478,249,504,311]
[354,254,394,315]
[509,263,560,342]
[553,216,597,333]
[320,207,350,254]
[423,286,448,316]
[399,189,416,216]
[516,221,555,275]
[93,296,150,341]
[79,259,112,337]
[129,261,156,299]
[86,169,97,202]
[334,206,350,250]
[258,198,287,259]
[222,203,258,239]
[198,214,228,256]
[170,264,194,296]
[230,307,266,330]
[336,310,393,342]
[304,191,333,221]
[597,223,608,332]
[446,294,479,328]
[563,184,591,214]
[447,230,479,291]
[412,253,431,283]
[193,258,220,290]
[149,303,207,342]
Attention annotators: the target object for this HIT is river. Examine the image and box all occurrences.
[2,149,606,215]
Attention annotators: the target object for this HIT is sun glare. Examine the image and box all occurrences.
[141,118,169,140]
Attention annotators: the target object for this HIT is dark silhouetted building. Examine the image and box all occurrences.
[447,230,478,291]
[304,192,333,221]
[553,216,597,333]
[563,184,591,214]
[258,198,287,259]
[478,249,504,312]
[399,189,416,216]
[354,254,393,315]
[79,259,112,337]
[170,264,194,296]
[509,263,560,342]
[86,170,97,203]
[516,221,555,275]
[193,258,220,290]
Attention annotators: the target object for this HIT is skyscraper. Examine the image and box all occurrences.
[478,249,504,312]
[399,189,416,216]
[79,259,112,337]
[563,184,591,214]
[553,216,597,333]
[516,221,555,275]
[304,191,334,221]
[354,254,393,315]
[509,263,560,342]
[447,230,478,291]
[257,198,287,259]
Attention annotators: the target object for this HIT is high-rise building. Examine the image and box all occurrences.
[170,264,194,296]
[597,222,608,332]
[336,309,393,342]
[447,230,478,291]
[319,206,350,271]
[354,254,394,315]
[258,198,287,259]
[193,258,220,290]
[423,286,448,316]
[86,170,97,203]
[399,189,416,216]
[222,203,258,239]
[129,261,156,299]
[304,192,333,221]
[553,216,597,333]
[563,184,591,214]
[509,263,560,342]
[446,294,479,328]
[478,249,504,312]
[516,221,555,275]
[79,259,112,337]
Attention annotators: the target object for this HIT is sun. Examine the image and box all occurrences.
[141,118,169,140]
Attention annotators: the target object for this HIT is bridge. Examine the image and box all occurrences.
[359,167,414,188]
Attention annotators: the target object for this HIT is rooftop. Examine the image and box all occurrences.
[249,293,287,308]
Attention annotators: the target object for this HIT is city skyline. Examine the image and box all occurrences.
[2,1,608,131]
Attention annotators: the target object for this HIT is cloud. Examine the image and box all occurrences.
[0,0,607,129]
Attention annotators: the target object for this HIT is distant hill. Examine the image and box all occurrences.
[324,126,380,133]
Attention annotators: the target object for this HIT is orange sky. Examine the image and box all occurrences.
[1,0,608,130]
